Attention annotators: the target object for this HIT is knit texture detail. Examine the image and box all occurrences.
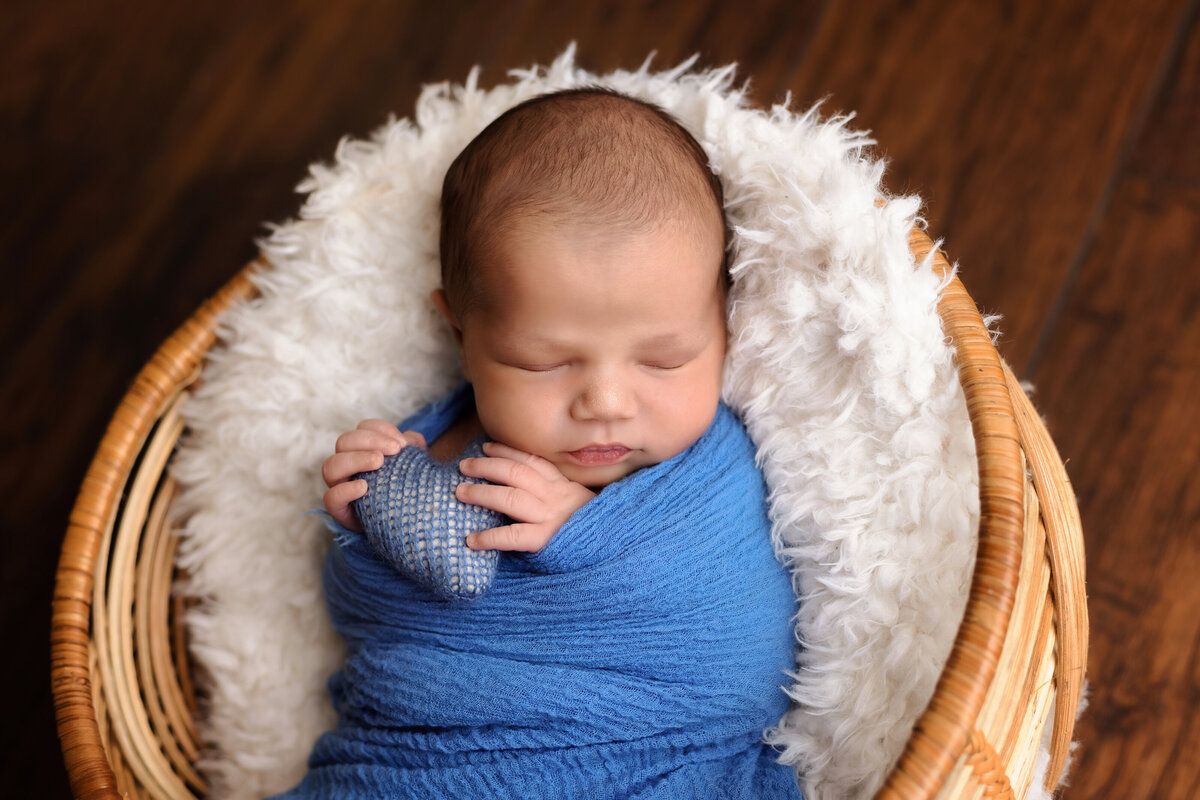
[351,438,501,600]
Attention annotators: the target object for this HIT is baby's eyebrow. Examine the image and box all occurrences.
[495,333,565,350]
[635,332,703,350]
[496,331,704,352]
[501,331,696,347]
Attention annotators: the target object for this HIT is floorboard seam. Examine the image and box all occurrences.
[1022,0,1200,380]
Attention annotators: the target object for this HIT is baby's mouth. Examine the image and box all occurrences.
[567,445,631,466]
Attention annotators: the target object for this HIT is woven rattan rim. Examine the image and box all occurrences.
[51,267,259,800]
[1002,359,1088,789]
[874,230,1027,798]
[52,228,1044,799]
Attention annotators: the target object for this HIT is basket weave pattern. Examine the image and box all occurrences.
[50,230,1087,799]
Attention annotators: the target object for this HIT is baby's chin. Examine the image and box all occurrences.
[557,459,644,491]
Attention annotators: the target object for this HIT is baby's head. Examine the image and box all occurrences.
[434,88,729,487]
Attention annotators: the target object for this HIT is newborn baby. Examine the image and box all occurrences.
[278,87,802,800]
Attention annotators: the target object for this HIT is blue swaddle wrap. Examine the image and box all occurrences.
[277,387,803,799]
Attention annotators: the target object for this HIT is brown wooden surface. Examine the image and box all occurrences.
[3,1,1197,796]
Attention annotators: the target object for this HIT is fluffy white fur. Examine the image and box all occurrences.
[169,47,1049,799]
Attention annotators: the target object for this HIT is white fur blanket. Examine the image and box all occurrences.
[171,47,1001,799]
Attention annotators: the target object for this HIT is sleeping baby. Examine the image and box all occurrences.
[274,87,803,799]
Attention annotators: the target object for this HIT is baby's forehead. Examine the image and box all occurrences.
[466,215,725,313]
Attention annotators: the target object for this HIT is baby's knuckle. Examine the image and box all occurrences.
[323,485,340,508]
[508,525,537,551]
[483,527,508,550]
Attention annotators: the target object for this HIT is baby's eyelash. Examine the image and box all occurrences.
[513,363,564,373]
[642,359,689,371]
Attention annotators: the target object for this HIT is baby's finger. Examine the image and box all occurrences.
[458,455,548,495]
[322,450,385,487]
[356,418,403,438]
[400,430,427,450]
[465,522,548,553]
[478,441,565,481]
[323,479,367,531]
[456,481,543,523]
[335,428,405,455]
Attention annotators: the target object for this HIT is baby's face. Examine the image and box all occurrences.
[451,217,726,488]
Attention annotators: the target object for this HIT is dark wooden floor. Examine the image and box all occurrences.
[4,1,1197,797]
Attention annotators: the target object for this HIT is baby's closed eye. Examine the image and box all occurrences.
[638,348,702,370]
[513,362,567,373]
[640,357,691,370]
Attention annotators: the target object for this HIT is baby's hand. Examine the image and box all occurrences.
[456,442,595,553]
[321,419,427,531]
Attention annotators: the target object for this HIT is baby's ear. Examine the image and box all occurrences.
[430,289,464,347]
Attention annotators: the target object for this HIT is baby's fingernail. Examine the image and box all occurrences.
[465,534,478,549]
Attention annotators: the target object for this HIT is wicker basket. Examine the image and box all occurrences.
[51,227,1087,800]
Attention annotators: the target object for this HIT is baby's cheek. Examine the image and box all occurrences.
[479,398,552,458]
[658,398,720,461]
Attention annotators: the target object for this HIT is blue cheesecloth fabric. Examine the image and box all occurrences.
[350,385,502,600]
[274,384,804,799]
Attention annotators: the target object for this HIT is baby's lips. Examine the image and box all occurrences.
[567,445,631,466]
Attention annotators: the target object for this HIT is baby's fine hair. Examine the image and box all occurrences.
[439,87,728,314]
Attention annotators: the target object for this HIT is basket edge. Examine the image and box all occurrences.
[51,264,261,800]
[875,230,1027,799]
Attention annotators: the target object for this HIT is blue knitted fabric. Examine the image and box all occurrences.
[351,438,501,600]
[277,395,803,799]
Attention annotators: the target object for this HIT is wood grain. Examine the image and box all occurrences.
[776,0,1190,371]
[1037,175,1200,798]
[1027,8,1200,795]
[3,1,1198,797]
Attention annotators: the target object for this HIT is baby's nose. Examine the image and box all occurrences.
[571,376,636,421]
